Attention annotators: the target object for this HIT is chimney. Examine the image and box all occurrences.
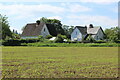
[89,24,93,28]
[36,20,40,25]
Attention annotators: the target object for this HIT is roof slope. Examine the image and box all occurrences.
[21,22,57,37]
[46,24,57,36]
[76,26,87,35]
[21,22,44,37]
[87,27,100,34]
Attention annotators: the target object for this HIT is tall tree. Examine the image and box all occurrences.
[0,14,12,40]
[104,27,120,41]
[62,25,74,38]
[39,17,65,35]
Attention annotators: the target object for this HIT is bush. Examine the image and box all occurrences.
[86,35,96,43]
[2,39,21,46]
[38,35,44,42]
[45,35,53,39]
[54,34,64,43]
[19,38,39,43]
[95,40,106,43]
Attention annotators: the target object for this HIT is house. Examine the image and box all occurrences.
[21,21,57,39]
[71,24,105,41]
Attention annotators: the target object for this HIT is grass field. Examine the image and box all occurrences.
[2,47,118,78]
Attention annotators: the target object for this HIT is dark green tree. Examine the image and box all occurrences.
[62,25,74,38]
[0,14,12,40]
[104,27,120,42]
[39,17,65,35]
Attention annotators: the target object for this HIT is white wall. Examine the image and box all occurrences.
[94,28,104,40]
[40,24,50,37]
[21,36,38,39]
[71,28,82,41]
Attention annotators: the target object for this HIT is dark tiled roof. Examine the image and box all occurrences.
[21,22,57,37]
[76,26,87,35]
[21,22,44,37]
[46,24,57,36]
[76,26,104,35]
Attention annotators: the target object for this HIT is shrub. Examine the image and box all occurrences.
[95,40,106,43]
[2,39,21,46]
[38,35,44,42]
[54,34,64,43]
[86,35,96,43]
[45,35,53,39]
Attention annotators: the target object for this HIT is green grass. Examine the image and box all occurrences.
[22,42,120,47]
[2,47,118,78]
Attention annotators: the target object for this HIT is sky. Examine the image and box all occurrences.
[0,0,119,33]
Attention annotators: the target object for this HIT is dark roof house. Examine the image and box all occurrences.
[21,21,57,39]
[71,24,105,41]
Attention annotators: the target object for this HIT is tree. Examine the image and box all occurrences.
[21,26,25,31]
[0,14,12,40]
[62,25,74,39]
[104,27,120,42]
[39,17,65,35]
[86,34,95,42]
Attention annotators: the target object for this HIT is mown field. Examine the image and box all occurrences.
[2,47,118,78]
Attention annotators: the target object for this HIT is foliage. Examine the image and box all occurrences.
[54,34,67,43]
[86,34,95,42]
[95,40,106,43]
[23,42,119,47]
[39,17,65,35]
[45,35,53,39]
[38,35,44,42]
[62,25,74,39]
[2,47,118,78]
[21,26,25,31]
[2,39,21,46]
[0,14,12,40]
[12,33,20,39]
[104,27,120,42]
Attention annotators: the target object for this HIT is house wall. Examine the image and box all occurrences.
[40,24,50,37]
[21,36,38,39]
[93,28,104,40]
[71,28,83,41]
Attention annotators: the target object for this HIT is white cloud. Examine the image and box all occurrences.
[69,4,92,13]
[1,0,119,3]
[0,4,65,33]
[47,16,62,20]
[66,15,117,29]
[0,4,65,15]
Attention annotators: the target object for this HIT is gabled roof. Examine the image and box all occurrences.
[87,27,100,34]
[21,22,57,37]
[46,24,57,36]
[76,26,87,35]
[87,27,105,35]
[75,26,104,35]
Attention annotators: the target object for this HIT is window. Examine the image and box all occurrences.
[44,28,45,32]
[76,31,77,35]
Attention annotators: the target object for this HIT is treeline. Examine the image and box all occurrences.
[0,14,120,46]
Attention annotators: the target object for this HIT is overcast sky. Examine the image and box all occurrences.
[0,0,119,33]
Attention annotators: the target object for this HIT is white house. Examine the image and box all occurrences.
[21,21,57,39]
[71,24,105,41]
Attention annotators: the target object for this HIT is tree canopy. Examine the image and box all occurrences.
[104,27,120,41]
[0,14,12,40]
[39,17,65,35]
